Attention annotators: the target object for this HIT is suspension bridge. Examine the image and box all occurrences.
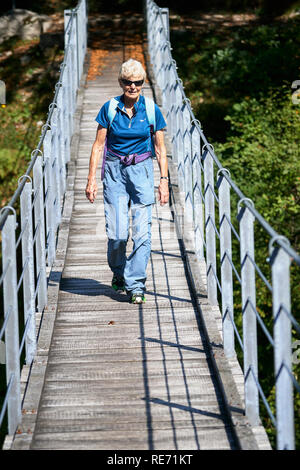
[0,0,299,451]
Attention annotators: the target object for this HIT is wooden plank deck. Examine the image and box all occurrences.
[8,48,243,451]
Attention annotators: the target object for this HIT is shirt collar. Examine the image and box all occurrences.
[118,94,144,114]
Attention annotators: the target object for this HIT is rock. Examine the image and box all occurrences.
[0,9,53,44]
[0,50,13,60]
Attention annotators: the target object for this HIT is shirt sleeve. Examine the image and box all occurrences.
[95,101,109,128]
[154,104,167,131]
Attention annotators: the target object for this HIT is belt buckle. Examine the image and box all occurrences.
[123,154,131,165]
[131,154,136,165]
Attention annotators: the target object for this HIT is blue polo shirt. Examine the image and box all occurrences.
[95,95,166,156]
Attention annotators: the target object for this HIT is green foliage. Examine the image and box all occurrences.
[215,89,300,242]
[171,16,300,141]
[0,148,20,180]
[209,24,299,97]
[0,35,64,206]
[0,96,41,205]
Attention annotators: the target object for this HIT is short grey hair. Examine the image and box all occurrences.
[118,58,146,81]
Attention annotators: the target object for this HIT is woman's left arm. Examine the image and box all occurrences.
[154,130,169,206]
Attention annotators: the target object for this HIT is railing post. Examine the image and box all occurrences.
[33,154,47,312]
[49,106,62,229]
[2,212,21,434]
[191,124,204,260]
[157,23,165,90]
[64,13,76,139]
[269,240,294,450]
[146,0,152,60]
[43,129,56,267]
[153,9,161,81]
[182,102,193,237]
[64,8,78,93]
[20,179,36,364]
[176,103,185,193]
[218,169,235,357]
[64,9,72,44]
[75,8,80,89]
[169,79,176,162]
[203,145,218,305]
[61,68,71,164]
[238,199,259,425]
[161,42,168,104]
[57,87,67,194]
[160,7,170,42]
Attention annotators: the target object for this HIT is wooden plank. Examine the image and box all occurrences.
[29,426,234,451]
[48,337,207,353]
[54,307,199,321]
[47,349,208,364]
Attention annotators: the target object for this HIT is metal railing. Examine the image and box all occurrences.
[146,0,300,450]
[0,0,87,436]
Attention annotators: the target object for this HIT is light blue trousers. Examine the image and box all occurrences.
[103,155,155,294]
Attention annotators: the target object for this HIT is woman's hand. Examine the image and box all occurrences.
[158,178,169,206]
[154,130,169,206]
[86,177,98,203]
[86,125,106,203]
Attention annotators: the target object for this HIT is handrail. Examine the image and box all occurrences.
[0,0,87,437]
[146,0,299,450]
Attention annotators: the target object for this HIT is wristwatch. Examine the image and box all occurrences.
[160,176,169,180]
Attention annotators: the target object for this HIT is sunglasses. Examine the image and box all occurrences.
[121,79,144,87]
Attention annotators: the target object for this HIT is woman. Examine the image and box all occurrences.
[85,59,169,304]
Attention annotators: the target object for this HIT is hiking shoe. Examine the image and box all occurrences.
[111,275,125,293]
[130,292,146,304]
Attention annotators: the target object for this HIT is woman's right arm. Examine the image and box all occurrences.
[85,124,107,203]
